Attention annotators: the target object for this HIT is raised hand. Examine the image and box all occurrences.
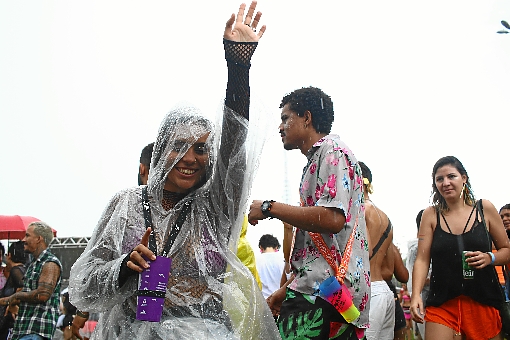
[126,227,156,272]
[224,1,266,42]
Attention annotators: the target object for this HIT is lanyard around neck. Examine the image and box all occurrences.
[142,186,192,257]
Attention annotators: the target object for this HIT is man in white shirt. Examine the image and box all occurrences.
[256,234,285,299]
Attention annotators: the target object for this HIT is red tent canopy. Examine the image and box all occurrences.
[0,215,57,240]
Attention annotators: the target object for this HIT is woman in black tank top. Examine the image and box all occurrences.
[409,156,510,340]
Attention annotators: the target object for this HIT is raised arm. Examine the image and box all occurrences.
[214,2,266,229]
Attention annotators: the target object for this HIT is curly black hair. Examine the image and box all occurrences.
[279,86,334,134]
[258,234,281,250]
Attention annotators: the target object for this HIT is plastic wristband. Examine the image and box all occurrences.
[487,251,496,265]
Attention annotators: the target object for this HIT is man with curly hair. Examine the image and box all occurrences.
[249,86,370,340]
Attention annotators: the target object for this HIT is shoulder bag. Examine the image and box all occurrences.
[308,215,361,323]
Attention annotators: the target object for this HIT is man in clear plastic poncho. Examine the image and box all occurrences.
[69,2,280,339]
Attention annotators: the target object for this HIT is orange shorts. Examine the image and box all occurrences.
[425,295,501,340]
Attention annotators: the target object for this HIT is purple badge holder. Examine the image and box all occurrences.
[136,256,172,322]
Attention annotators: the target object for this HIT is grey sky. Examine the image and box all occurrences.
[1,0,509,257]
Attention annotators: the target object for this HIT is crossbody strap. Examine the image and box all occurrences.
[309,214,358,284]
[369,220,392,260]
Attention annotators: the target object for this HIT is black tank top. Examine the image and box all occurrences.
[426,204,501,308]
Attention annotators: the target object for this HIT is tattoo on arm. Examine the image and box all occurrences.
[16,262,60,304]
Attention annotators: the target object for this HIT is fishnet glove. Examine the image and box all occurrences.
[224,39,257,119]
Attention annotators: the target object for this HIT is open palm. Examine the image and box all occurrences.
[224,1,266,42]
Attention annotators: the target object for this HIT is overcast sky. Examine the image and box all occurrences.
[1,0,509,257]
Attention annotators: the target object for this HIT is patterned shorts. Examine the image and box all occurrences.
[277,288,366,340]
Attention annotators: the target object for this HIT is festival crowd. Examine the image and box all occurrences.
[2,2,510,340]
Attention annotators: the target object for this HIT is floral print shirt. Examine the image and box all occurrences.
[289,134,370,329]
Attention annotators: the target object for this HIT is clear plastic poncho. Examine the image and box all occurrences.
[69,54,279,339]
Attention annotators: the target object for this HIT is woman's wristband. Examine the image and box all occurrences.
[487,251,496,265]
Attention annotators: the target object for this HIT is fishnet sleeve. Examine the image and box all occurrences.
[209,40,256,241]
[223,39,258,119]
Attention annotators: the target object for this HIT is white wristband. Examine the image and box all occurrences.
[487,251,496,265]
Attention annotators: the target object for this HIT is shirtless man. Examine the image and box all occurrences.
[359,161,395,340]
